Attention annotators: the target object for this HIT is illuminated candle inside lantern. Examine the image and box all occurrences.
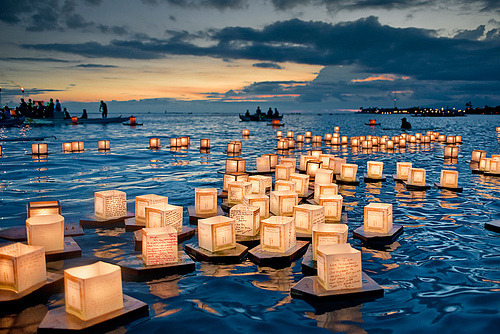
[135,194,169,223]
[299,155,316,171]
[446,136,455,144]
[142,226,178,266]
[399,139,407,147]
[340,163,358,182]
[471,150,486,163]
[289,173,310,197]
[314,183,338,204]
[371,137,379,146]
[380,137,387,145]
[0,243,46,293]
[364,203,393,233]
[310,149,322,158]
[350,137,359,146]
[444,145,459,158]
[71,116,78,124]
[305,131,312,138]
[324,133,332,142]
[244,194,270,219]
[62,142,72,152]
[331,137,341,145]
[198,216,236,252]
[276,131,283,138]
[230,204,260,236]
[296,134,305,142]
[306,160,323,177]
[334,126,340,132]
[286,131,294,138]
[415,133,422,141]
[386,140,394,149]
[396,162,412,180]
[223,172,249,191]
[26,213,64,252]
[408,168,426,186]
[341,136,348,145]
[440,170,459,188]
[275,164,293,180]
[129,116,137,125]
[287,138,295,149]
[242,129,250,136]
[316,244,362,291]
[71,141,84,152]
[94,190,127,219]
[367,161,384,179]
[195,188,217,215]
[64,262,124,321]
[312,135,322,143]
[262,153,278,168]
[361,140,373,149]
[27,200,61,218]
[145,203,183,233]
[279,157,296,169]
[275,180,296,192]
[200,138,211,149]
[98,140,110,151]
[32,143,47,155]
[150,138,161,149]
[260,216,296,253]
[170,137,181,147]
[227,180,252,205]
[226,157,246,173]
[438,135,446,142]
[312,223,348,261]
[248,175,272,194]
[270,191,298,216]
[318,194,343,222]
[293,204,324,234]
[180,136,190,146]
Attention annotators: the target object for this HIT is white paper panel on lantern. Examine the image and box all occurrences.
[260,216,296,253]
[256,156,271,172]
[275,180,296,192]
[223,172,249,191]
[32,143,48,155]
[26,214,64,252]
[444,145,459,158]
[27,200,61,218]
[318,154,332,170]
[145,203,183,233]
[64,261,124,321]
[306,160,323,178]
[71,141,84,152]
[244,194,270,219]
[316,244,362,291]
[276,131,283,138]
[270,191,298,216]
[314,183,338,204]
[299,155,316,171]
[490,160,500,174]
[149,138,160,148]
[275,164,293,181]
[94,190,127,219]
[296,135,304,143]
[471,150,486,163]
[135,194,168,224]
[312,224,348,261]
[230,204,260,236]
[226,158,246,173]
[195,188,217,215]
[62,142,72,152]
[289,173,310,197]
[293,204,325,234]
[0,243,46,293]
[279,157,296,169]
[367,161,384,179]
[180,136,190,146]
[332,158,347,174]
[261,154,278,168]
[198,216,236,252]
[98,140,110,150]
[314,169,334,185]
[340,164,358,182]
[142,227,178,266]
[364,203,393,233]
[396,162,412,180]
[227,181,252,205]
[440,170,459,188]
[242,129,250,136]
[200,138,211,149]
[318,195,343,222]
[408,168,426,186]
[248,175,272,194]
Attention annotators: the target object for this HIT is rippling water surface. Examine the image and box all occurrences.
[0,113,499,333]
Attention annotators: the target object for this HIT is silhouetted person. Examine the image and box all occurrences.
[19,98,28,116]
[274,108,279,117]
[245,110,250,116]
[401,117,411,129]
[267,107,273,117]
[63,108,71,119]
[55,99,62,112]
[256,106,261,115]
[46,98,55,118]
[81,109,88,119]
[99,100,107,118]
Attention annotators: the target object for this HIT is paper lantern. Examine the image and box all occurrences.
[62,142,72,152]
[248,175,272,194]
[71,141,84,152]
[497,127,500,132]
[135,194,169,223]
[200,138,211,149]
[71,116,78,124]
[293,204,325,234]
[26,214,64,252]
[310,149,322,158]
[489,160,500,174]
[129,116,137,125]
[170,137,181,147]
[364,203,393,233]
[256,156,271,172]
[314,168,334,185]
[312,224,348,261]
[270,191,298,216]
[331,158,347,174]
[145,203,183,233]
[0,243,46,293]
[149,138,161,149]
[316,244,362,291]
[350,137,359,147]
[64,262,124,321]
[361,140,373,149]
[227,181,252,205]
[341,136,348,145]
[306,160,323,178]
[260,216,296,253]
[314,183,338,204]
[244,194,270,219]
[422,136,431,144]
[230,204,260,236]
[142,226,178,265]
[296,134,305,142]
[318,154,334,170]
[180,136,190,146]
[287,138,295,149]
[299,155,316,171]
[408,168,426,187]
[94,190,127,219]
[305,131,312,138]
[367,161,384,179]
[279,157,296,169]
[324,133,332,142]
[276,139,289,150]
[479,158,491,172]
[312,135,322,143]
[32,143,47,155]
[386,140,394,149]
[396,162,412,180]
[286,131,294,138]
[399,139,406,148]
[444,145,459,158]
[198,216,236,252]
[275,164,293,181]
[226,157,246,173]
[408,135,416,144]
[262,153,278,168]
[440,170,459,188]
[391,136,400,144]
[446,136,456,144]
[334,126,340,132]
[242,129,250,136]
[27,200,61,218]
[275,180,296,192]
[340,163,358,182]
[438,135,446,142]
[194,188,217,215]
[276,131,283,138]
[0,145,2,156]
[331,137,341,145]
[380,137,387,145]
[289,173,310,197]
[318,195,343,222]
[371,137,379,146]
[227,141,242,153]
[471,150,486,163]
[223,172,249,191]
[98,140,110,151]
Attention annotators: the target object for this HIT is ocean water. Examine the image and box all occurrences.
[0,112,499,333]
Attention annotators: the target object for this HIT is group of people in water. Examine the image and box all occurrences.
[245,106,280,118]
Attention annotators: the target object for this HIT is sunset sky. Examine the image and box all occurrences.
[0,0,498,113]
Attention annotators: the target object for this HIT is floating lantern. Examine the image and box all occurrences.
[270,191,298,216]
[286,131,294,138]
[170,137,181,147]
[350,137,359,147]
[296,134,305,143]
[248,175,272,194]
[408,168,427,187]
[227,181,252,205]
[71,141,84,152]
[341,136,348,145]
[318,195,343,222]
[0,243,46,293]
[422,136,431,144]
[230,204,260,236]
[226,157,246,173]
[287,138,295,149]
[334,126,340,132]
[180,136,190,146]
[0,145,2,156]
[32,143,47,155]
[399,139,406,148]
[314,168,334,185]
[299,155,316,171]
[438,135,446,142]
[340,163,358,182]
[440,170,459,188]
[430,134,436,142]
[145,203,183,233]
[331,158,346,174]
[312,135,322,143]
[279,157,296,169]
[244,194,270,219]
[415,133,422,141]
[260,216,296,253]
[276,139,289,150]
[489,160,500,174]
[446,136,455,144]
[200,138,211,149]
[331,137,341,145]
[305,131,312,138]
[27,200,61,218]
[262,153,278,168]
[149,138,161,149]
[98,140,110,151]
[271,119,280,125]
[64,262,123,321]
[71,116,78,124]
[408,135,416,144]
[314,183,338,204]
[364,203,393,233]
[312,224,348,261]
[275,164,293,180]
[275,180,296,192]
[195,188,218,215]
[371,137,379,146]
[318,154,333,170]
[242,129,250,137]
[26,213,64,252]
[256,156,271,172]
[479,158,491,172]
[129,116,137,125]
[367,161,384,179]
[198,216,236,252]
[497,127,500,132]
[293,204,325,234]
[359,136,366,141]
[324,133,332,142]
[386,140,394,149]
[142,226,178,266]
[361,140,373,149]
[471,150,486,163]
[316,244,362,291]
[223,172,249,191]
[392,136,400,144]
[276,131,283,138]
[227,141,242,153]
[94,190,127,219]
[396,162,412,180]
[62,142,72,152]
[135,194,169,224]
[289,173,310,197]
[444,145,459,158]
[310,149,323,158]
[306,160,323,178]
[369,119,377,126]
[380,137,388,145]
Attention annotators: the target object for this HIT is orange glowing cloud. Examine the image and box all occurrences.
[352,74,411,83]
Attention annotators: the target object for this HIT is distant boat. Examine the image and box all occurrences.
[239,114,283,122]
[0,116,25,128]
[27,116,130,126]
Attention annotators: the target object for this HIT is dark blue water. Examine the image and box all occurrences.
[0,113,499,333]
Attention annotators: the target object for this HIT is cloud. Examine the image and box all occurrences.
[75,63,119,68]
[252,62,284,69]
[0,57,72,62]
[454,25,486,40]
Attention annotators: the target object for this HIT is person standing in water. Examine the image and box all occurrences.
[99,100,107,118]
[401,117,411,129]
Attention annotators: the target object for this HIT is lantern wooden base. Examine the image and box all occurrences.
[27,153,51,156]
[402,181,431,191]
[79,211,135,229]
[485,220,500,233]
[391,174,407,182]
[434,182,463,192]
[0,272,63,309]
[235,233,261,248]
[123,122,143,126]
[298,189,314,199]
[116,251,195,280]
[335,175,360,186]
[246,169,275,175]
[352,224,404,245]
[187,206,225,225]
[37,294,148,333]
[247,240,309,268]
[220,200,237,213]
[363,173,387,183]
[484,171,500,177]
[0,224,84,241]
[184,241,248,264]
[300,244,316,276]
[290,273,384,304]
[133,226,195,251]
[45,237,82,262]
[217,190,228,198]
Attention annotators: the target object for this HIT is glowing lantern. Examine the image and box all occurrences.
[145,203,183,233]
[275,164,293,180]
[367,161,384,179]
[438,135,446,142]
[180,136,190,146]
[471,150,486,163]
[341,136,348,145]
[279,157,296,169]
[446,136,455,144]
[289,173,310,197]
[226,157,246,173]
[299,155,316,171]
[371,137,379,146]
[287,138,295,149]
[310,149,322,158]
[244,194,270,219]
[350,137,359,147]
[422,136,431,144]
[0,145,2,156]
[71,116,78,124]
[340,163,358,182]
[27,200,61,218]
[26,214,64,252]
[361,140,373,149]
[296,135,305,143]
[399,139,406,148]
[364,203,393,233]
[62,142,72,152]
[305,131,312,138]
[71,141,84,152]
[369,119,377,126]
[380,137,387,145]
[195,188,217,215]
[408,135,416,144]
[332,157,347,174]
[256,156,271,172]
[415,133,422,141]
[314,168,334,185]
[142,226,178,265]
[149,138,161,149]
[319,154,333,170]
[497,127,500,132]
[64,262,124,321]
[407,168,427,187]
[270,191,298,216]
[331,137,341,145]
[135,194,168,224]
[286,131,294,138]
[314,183,338,204]
[98,140,110,151]
[386,140,394,149]
[324,133,332,142]
[262,153,278,168]
[293,204,325,234]
[489,160,500,174]
[32,143,47,155]
[318,195,343,222]
[94,190,127,219]
[275,180,296,192]
[396,162,412,180]
[276,139,289,150]
[392,136,400,144]
[316,244,362,291]
[260,216,296,253]
[227,141,242,153]
[334,126,340,132]
[242,129,250,136]
[276,131,283,138]
[170,138,181,147]
[200,138,211,149]
[444,145,459,158]
[227,180,252,205]
[479,158,491,172]
[129,116,137,125]
[306,160,323,177]
[312,224,348,261]
[271,119,280,125]
[223,172,248,191]
[230,204,260,236]
[440,170,459,188]
[248,175,272,194]
[198,216,236,252]
[0,243,46,293]
[312,135,322,143]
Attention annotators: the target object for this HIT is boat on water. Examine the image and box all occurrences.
[239,114,283,122]
[26,116,130,126]
[0,116,25,128]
